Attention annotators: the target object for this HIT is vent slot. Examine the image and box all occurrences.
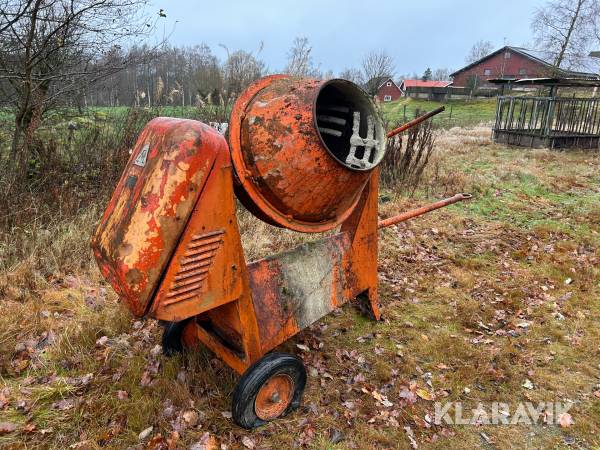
[163,229,224,306]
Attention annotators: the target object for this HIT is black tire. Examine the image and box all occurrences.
[232,352,307,429]
[161,320,190,356]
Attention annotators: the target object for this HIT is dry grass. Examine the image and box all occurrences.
[1,127,599,449]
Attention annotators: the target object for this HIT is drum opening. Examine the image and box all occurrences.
[315,79,386,171]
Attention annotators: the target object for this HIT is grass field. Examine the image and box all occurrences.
[0,96,496,142]
[1,126,598,449]
[381,98,498,129]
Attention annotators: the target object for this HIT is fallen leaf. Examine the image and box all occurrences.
[77,373,93,387]
[522,379,534,390]
[69,440,95,448]
[182,409,199,427]
[147,434,166,448]
[140,371,152,387]
[0,390,8,409]
[189,432,218,450]
[371,390,393,407]
[413,415,429,428]
[416,388,434,401]
[296,344,309,352]
[403,425,418,449]
[242,435,255,449]
[167,431,181,448]
[559,413,573,428]
[0,422,17,434]
[593,389,600,398]
[52,399,74,410]
[117,390,128,400]
[480,432,493,444]
[330,429,344,444]
[399,388,417,404]
[138,426,153,440]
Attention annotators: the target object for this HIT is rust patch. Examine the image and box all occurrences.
[229,75,379,232]
[248,233,350,352]
[91,118,228,317]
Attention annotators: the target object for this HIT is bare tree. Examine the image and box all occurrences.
[338,67,365,85]
[284,36,321,78]
[222,49,265,97]
[0,0,34,33]
[531,0,600,69]
[433,68,450,81]
[466,40,494,64]
[0,0,158,170]
[361,50,395,95]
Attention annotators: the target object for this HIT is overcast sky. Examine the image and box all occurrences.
[149,0,546,77]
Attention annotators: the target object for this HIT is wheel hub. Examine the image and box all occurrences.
[254,374,294,420]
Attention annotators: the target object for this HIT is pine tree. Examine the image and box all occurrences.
[422,68,433,81]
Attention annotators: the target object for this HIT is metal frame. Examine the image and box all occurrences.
[157,152,381,374]
[493,96,600,149]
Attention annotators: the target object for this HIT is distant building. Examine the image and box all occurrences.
[368,77,404,102]
[451,46,598,88]
[402,79,452,101]
[402,80,452,89]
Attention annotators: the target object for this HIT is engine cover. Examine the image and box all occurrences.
[91,118,228,316]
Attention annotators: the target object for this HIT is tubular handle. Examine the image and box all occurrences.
[386,106,446,139]
[378,193,472,229]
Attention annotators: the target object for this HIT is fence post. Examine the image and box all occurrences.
[544,98,555,141]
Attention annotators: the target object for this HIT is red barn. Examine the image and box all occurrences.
[451,46,568,88]
[370,77,403,102]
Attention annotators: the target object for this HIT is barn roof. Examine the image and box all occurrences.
[403,79,452,88]
[366,76,397,90]
[450,46,598,79]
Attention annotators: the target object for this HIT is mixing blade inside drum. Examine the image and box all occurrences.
[315,80,386,171]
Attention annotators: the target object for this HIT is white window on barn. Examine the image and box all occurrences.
[386,81,392,86]
[484,68,492,76]
[384,95,392,102]
[519,68,527,75]
[504,51,511,59]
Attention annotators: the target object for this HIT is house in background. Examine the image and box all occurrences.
[403,79,452,89]
[451,46,598,88]
[403,79,452,100]
[370,77,404,102]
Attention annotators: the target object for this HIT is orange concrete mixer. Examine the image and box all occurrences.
[91,75,470,428]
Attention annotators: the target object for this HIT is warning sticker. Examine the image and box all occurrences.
[133,143,150,167]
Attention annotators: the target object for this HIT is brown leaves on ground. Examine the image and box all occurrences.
[1,129,599,449]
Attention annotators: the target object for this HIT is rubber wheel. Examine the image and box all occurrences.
[232,352,307,429]
[161,320,190,356]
